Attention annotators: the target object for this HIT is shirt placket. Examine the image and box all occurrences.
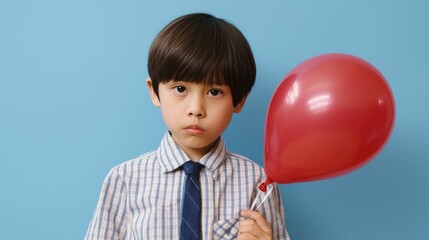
[200,168,216,240]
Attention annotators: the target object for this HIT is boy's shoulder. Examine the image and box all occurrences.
[108,150,157,176]
[225,151,264,171]
[223,151,267,184]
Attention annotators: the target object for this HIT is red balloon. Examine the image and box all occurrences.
[264,53,395,184]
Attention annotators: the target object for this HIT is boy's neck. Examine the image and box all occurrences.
[183,140,218,162]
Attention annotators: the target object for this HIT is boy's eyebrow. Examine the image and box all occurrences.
[168,80,228,87]
[164,80,185,85]
[209,84,228,88]
[168,80,189,85]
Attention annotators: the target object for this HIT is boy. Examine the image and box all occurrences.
[85,13,290,240]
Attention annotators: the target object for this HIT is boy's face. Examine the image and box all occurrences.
[147,78,246,160]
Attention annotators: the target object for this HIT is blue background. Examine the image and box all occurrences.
[1,0,428,239]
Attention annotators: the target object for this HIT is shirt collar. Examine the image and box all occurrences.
[157,132,227,173]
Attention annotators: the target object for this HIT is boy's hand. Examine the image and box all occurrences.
[238,209,272,240]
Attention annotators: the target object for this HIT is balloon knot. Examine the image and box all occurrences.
[258,178,273,192]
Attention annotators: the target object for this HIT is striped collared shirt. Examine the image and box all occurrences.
[85,132,290,240]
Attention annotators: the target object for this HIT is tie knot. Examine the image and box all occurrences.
[182,161,204,175]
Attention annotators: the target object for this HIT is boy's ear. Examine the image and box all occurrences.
[146,78,160,107]
[233,95,248,113]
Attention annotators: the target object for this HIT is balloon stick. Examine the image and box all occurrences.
[250,180,274,211]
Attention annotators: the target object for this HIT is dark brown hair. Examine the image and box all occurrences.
[148,13,256,106]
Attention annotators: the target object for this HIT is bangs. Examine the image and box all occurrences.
[162,44,230,87]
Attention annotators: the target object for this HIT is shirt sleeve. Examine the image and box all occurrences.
[85,167,128,240]
[259,183,291,240]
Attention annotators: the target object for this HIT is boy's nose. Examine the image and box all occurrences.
[187,96,206,118]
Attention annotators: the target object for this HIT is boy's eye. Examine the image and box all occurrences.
[208,89,223,97]
[174,86,187,93]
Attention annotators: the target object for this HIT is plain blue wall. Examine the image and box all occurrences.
[1,0,428,239]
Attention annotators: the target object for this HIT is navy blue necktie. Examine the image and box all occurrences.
[180,161,204,240]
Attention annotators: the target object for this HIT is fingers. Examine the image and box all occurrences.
[237,232,259,240]
[238,210,272,240]
[240,210,272,233]
[239,219,265,239]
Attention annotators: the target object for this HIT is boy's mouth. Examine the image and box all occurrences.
[184,124,205,134]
